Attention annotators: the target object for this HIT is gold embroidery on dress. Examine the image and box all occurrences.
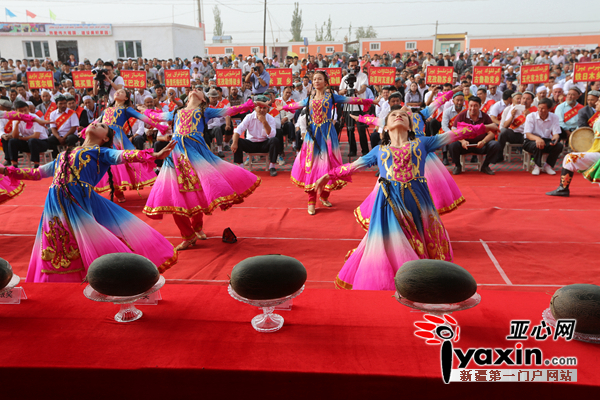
[41,216,81,269]
[176,153,201,192]
[102,106,125,126]
[51,147,93,186]
[425,214,450,260]
[176,109,200,136]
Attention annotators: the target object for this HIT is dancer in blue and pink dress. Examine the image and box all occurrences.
[352,89,464,230]
[0,122,177,283]
[277,70,376,215]
[141,89,261,250]
[315,105,497,290]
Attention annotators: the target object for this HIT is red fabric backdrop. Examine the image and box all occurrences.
[1,284,598,399]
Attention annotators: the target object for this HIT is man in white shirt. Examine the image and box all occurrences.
[92,61,124,103]
[551,49,566,66]
[47,95,80,158]
[291,56,302,76]
[489,89,512,125]
[205,88,232,158]
[339,57,369,156]
[497,91,536,162]
[134,87,152,105]
[277,86,297,151]
[7,100,49,168]
[232,95,279,176]
[486,85,502,103]
[523,98,563,176]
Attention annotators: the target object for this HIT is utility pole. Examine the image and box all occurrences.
[263,0,267,58]
[197,0,202,28]
[434,20,438,54]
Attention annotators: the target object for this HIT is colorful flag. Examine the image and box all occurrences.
[49,9,56,21]
[5,8,17,18]
[26,10,37,19]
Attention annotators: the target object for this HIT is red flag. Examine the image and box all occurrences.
[26,10,36,18]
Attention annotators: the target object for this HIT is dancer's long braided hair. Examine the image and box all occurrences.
[57,127,116,203]
[381,105,416,146]
[304,70,336,154]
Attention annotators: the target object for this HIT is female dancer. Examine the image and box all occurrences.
[92,89,169,202]
[276,70,376,215]
[353,89,464,230]
[315,105,496,290]
[141,89,261,250]
[0,121,177,282]
[1,110,50,204]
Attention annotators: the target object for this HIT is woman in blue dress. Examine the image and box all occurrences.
[316,105,497,290]
[0,122,177,282]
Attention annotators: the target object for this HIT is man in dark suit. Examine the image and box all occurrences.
[437,52,454,67]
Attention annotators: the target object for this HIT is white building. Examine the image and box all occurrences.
[0,22,205,63]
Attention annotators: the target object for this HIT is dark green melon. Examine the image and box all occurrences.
[395,260,477,304]
[0,258,13,290]
[230,255,307,300]
[87,253,160,297]
[550,284,600,334]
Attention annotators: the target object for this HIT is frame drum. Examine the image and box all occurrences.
[569,127,594,152]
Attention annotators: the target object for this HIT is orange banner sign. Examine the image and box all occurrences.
[269,69,293,87]
[316,68,342,86]
[164,69,191,88]
[573,62,600,83]
[71,71,94,89]
[368,67,396,85]
[520,64,549,85]
[120,70,147,89]
[216,69,242,87]
[26,71,54,89]
[425,66,453,85]
[473,66,502,86]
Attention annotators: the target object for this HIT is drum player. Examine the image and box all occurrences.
[547,93,600,197]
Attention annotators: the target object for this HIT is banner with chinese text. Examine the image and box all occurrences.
[216,69,242,87]
[72,71,94,89]
[520,65,549,84]
[120,70,147,89]
[473,66,502,86]
[47,24,112,36]
[316,68,342,86]
[573,62,600,83]
[425,66,453,85]
[164,70,191,88]
[269,69,293,87]
[368,67,396,85]
[26,71,54,89]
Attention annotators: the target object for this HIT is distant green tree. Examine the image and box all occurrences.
[213,6,224,36]
[290,2,303,42]
[355,26,377,39]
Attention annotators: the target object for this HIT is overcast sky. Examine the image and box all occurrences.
[3,0,600,44]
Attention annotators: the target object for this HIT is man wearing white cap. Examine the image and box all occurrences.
[555,87,583,141]
[577,90,600,128]
[532,85,547,107]
[550,83,564,110]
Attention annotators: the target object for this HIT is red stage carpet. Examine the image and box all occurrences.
[1,284,599,399]
[2,169,599,290]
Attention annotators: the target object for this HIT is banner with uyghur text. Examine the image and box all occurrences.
[72,71,94,89]
[425,66,453,85]
[573,62,600,83]
[26,71,54,89]
[216,69,242,87]
[473,66,502,86]
[520,64,549,85]
[164,70,191,88]
[368,67,396,85]
[120,70,147,89]
[269,69,293,87]
[316,68,342,86]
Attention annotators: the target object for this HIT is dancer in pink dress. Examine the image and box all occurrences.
[141,89,261,250]
[0,122,177,282]
[276,70,377,215]
[315,105,497,290]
